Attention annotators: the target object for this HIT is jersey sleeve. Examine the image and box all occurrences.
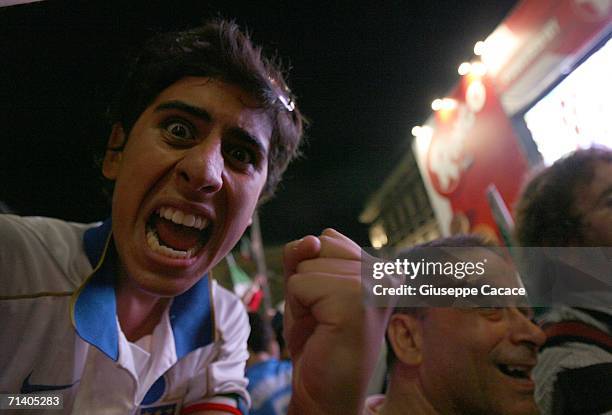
[0,214,92,295]
[181,282,251,414]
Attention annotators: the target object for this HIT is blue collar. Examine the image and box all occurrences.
[71,219,215,361]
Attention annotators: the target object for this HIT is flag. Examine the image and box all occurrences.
[226,252,253,298]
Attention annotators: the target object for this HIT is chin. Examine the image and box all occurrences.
[497,400,539,415]
[133,271,200,298]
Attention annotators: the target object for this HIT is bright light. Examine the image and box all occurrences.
[458,62,471,76]
[481,25,518,75]
[470,61,488,77]
[420,125,433,139]
[524,38,612,165]
[466,79,486,113]
[412,125,433,138]
[415,133,431,152]
[474,40,485,56]
[431,99,443,111]
[415,125,433,152]
[432,98,457,113]
[370,224,388,249]
[441,98,457,111]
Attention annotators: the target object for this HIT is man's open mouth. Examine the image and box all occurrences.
[145,206,212,259]
[497,364,532,380]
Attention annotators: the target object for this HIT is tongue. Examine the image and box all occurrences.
[155,218,202,251]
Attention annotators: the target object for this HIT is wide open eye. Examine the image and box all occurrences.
[223,142,258,168]
[162,119,195,141]
[227,147,253,164]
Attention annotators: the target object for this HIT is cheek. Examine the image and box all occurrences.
[227,188,261,228]
[422,332,465,371]
[228,173,267,210]
[425,329,496,371]
[218,175,266,238]
[119,146,177,189]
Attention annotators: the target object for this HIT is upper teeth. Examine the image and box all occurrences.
[504,365,530,375]
[158,206,209,230]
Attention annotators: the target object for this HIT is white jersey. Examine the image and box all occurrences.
[0,214,249,414]
[534,306,612,415]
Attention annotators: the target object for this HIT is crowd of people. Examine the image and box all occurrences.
[361,145,611,415]
[0,18,610,415]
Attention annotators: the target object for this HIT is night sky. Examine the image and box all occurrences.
[0,0,517,246]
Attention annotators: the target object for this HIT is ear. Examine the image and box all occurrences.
[387,313,424,367]
[102,123,126,180]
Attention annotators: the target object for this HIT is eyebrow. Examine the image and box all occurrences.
[227,127,268,158]
[154,100,268,156]
[155,100,211,122]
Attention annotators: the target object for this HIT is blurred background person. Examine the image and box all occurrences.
[365,235,545,415]
[514,146,612,415]
[271,304,291,361]
[247,312,292,415]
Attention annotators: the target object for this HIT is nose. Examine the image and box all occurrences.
[175,139,224,197]
[509,309,546,350]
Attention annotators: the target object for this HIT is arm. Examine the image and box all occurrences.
[283,229,393,415]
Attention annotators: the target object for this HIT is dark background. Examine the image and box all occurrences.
[0,0,517,246]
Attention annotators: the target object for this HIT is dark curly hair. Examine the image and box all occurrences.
[514,146,612,247]
[108,19,305,202]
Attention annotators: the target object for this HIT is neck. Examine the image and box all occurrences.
[115,275,169,342]
[379,369,441,415]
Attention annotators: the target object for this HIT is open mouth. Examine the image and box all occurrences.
[145,206,212,259]
[497,364,532,380]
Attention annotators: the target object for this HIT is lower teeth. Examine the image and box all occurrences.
[146,229,195,259]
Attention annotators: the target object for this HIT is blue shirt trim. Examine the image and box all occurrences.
[170,275,215,359]
[73,219,118,360]
[83,219,112,266]
[73,219,215,362]
[141,375,167,405]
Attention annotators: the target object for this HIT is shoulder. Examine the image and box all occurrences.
[537,338,612,376]
[0,213,92,236]
[534,314,612,415]
[0,214,95,258]
[535,346,612,415]
[536,306,612,381]
[537,306,612,373]
[211,280,249,335]
[0,215,98,295]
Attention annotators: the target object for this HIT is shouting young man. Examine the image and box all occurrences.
[0,20,389,415]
